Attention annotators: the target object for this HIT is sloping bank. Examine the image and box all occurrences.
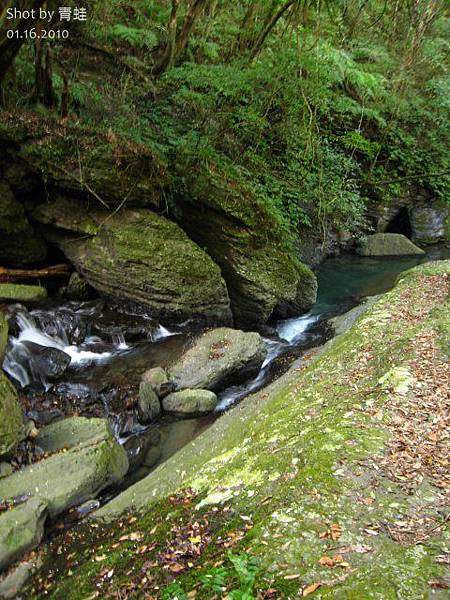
[25,261,449,599]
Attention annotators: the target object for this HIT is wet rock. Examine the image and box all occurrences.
[138,372,163,424]
[162,389,218,416]
[170,327,267,392]
[137,387,160,425]
[0,373,22,459]
[0,284,47,303]
[0,497,48,571]
[21,341,71,380]
[358,233,425,256]
[33,308,87,346]
[75,499,100,519]
[26,409,64,427]
[91,311,156,342]
[123,428,161,473]
[0,417,128,518]
[65,272,91,300]
[140,367,169,397]
[33,200,232,325]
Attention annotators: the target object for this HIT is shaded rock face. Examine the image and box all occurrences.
[374,194,449,246]
[169,327,267,392]
[0,372,22,459]
[0,497,48,571]
[33,199,232,325]
[0,181,47,267]
[173,168,317,326]
[162,389,218,416]
[0,417,128,518]
[358,233,425,256]
[409,204,450,244]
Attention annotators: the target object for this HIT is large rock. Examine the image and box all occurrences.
[0,417,128,518]
[33,199,232,325]
[0,498,48,571]
[0,312,7,362]
[0,284,47,303]
[409,204,450,244]
[173,165,317,326]
[169,327,267,392]
[0,181,47,267]
[21,342,71,380]
[162,389,218,416]
[358,233,425,256]
[137,381,161,425]
[0,373,22,459]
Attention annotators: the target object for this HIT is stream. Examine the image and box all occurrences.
[2,248,449,498]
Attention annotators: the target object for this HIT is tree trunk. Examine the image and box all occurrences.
[153,0,211,76]
[0,0,47,88]
[153,0,179,76]
[249,0,297,60]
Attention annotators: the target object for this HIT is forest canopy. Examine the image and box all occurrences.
[0,0,449,243]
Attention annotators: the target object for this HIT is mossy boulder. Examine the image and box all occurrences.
[0,284,47,303]
[0,121,170,210]
[0,181,47,267]
[0,497,48,571]
[358,233,425,256]
[0,417,128,518]
[173,165,317,326]
[138,381,161,425]
[0,311,7,361]
[0,372,22,459]
[169,327,267,392]
[33,199,232,324]
[162,389,218,416]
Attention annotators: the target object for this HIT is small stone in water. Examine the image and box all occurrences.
[75,499,101,519]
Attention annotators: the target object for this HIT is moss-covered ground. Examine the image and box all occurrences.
[24,261,450,599]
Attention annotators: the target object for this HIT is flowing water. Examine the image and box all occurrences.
[2,249,449,480]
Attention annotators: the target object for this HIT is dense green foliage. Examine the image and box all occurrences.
[2,0,449,243]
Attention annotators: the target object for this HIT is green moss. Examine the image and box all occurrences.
[26,261,450,599]
[0,284,47,303]
[0,312,7,362]
[0,372,22,459]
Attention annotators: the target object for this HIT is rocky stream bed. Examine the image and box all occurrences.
[1,244,449,599]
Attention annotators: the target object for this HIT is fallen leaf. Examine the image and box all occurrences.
[319,556,335,567]
[303,582,321,596]
[94,555,106,562]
